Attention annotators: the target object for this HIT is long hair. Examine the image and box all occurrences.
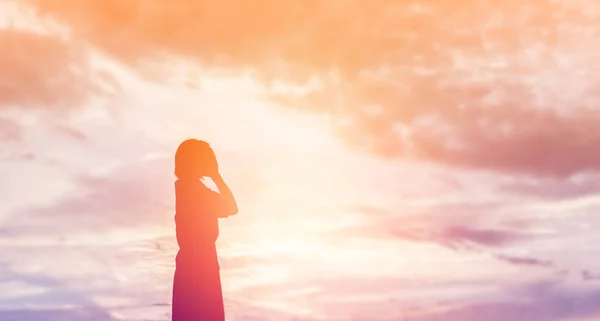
[174,139,217,179]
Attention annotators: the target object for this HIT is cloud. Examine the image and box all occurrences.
[260,281,585,321]
[225,276,600,321]
[437,226,528,249]
[22,0,600,177]
[0,29,90,109]
[0,260,119,320]
[0,156,174,240]
[582,270,600,282]
[388,224,530,252]
[498,175,600,200]
[51,122,88,142]
[0,309,116,321]
[408,291,600,321]
[494,254,554,269]
[347,203,562,272]
[0,117,20,141]
[349,203,532,249]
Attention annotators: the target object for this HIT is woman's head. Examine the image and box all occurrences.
[174,139,218,179]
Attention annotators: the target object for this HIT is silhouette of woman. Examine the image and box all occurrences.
[171,139,238,321]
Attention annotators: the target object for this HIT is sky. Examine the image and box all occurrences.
[1,0,600,320]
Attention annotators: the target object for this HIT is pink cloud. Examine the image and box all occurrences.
[0,117,20,141]
[498,174,600,200]
[0,28,107,110]
[494,254,554,269]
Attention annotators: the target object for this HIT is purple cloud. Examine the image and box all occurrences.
[582,270,600,282]
[0,157,174,239]
[494,254,554,269]
[346,204,562,273]
[407,285,600,321]
[349,204,531,249]
[439,226,527,248]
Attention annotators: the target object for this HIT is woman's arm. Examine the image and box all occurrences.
[210,172,238,218]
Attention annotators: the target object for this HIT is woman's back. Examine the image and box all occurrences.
[174,178,220,251]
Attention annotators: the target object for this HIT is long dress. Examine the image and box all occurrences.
[172,178,225,321]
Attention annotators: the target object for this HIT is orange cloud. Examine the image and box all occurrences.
[0,28,104,110]
[23,0,600,176]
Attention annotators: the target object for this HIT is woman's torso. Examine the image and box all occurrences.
[174,179,220,251]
